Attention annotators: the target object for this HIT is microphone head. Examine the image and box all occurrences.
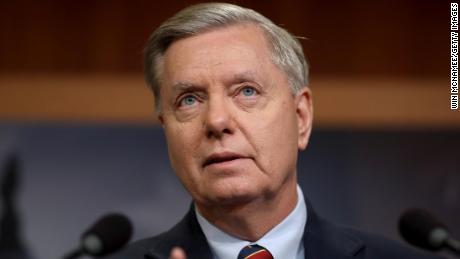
[398,208,449,251]
[81,213,133,256]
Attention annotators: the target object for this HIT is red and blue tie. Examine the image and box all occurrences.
[237,244,274,259]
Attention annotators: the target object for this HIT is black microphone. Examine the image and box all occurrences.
[62,213,133,259]
[399,208,460,256]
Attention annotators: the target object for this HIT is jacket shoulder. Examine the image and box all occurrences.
[103,230,174,259]
[104,206,211,259]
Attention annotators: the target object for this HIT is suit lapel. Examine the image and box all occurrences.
[145,204,213,259]
[303,199,365,259]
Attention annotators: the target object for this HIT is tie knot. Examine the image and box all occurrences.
[237,244,273,259]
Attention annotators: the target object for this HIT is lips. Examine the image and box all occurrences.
[203,152,247,167]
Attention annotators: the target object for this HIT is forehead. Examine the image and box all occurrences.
[161,23,275,83]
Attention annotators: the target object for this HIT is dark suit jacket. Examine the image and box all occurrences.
[108,201,444,259]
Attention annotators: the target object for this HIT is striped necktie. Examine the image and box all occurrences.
[237,244,274,259]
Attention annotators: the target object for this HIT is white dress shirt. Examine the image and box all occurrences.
[195,185,307,259]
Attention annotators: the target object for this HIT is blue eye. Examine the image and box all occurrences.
[181,95,197,106]
[241,87,256,96]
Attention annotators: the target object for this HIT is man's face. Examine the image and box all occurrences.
[159,24,312,206]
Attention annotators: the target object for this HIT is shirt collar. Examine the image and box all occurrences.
[195,185,307,259]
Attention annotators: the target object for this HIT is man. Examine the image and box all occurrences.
[110,3,443,259]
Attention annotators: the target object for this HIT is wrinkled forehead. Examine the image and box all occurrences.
[159,23,273,71]
[160,23,277,84]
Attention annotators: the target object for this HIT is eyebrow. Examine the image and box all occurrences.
[171,82,203,94]
[170,71,261,94]
[225,71,259,85]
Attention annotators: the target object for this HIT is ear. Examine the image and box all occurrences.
[155,99,165,127]
[158,113,165,127]
[295,87,313,150]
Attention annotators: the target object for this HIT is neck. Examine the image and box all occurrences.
[196,180,298,242]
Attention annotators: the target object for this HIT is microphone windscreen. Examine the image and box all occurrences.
[398,208,447,251]
[81,213,133,256]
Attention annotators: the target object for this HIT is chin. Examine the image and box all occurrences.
[199,181,262,206]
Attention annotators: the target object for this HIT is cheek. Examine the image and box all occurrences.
[164,123,201,172]
[250,103,298,172]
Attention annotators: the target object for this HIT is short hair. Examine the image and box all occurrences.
[144,2,309,112]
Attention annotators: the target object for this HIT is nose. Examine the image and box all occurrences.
[204,96,234,139]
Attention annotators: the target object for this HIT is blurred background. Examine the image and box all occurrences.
[0,0,458,259]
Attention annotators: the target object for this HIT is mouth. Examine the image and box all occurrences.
[203,152,247,167]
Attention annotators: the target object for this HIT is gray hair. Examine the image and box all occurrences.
[144,2,309,112]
